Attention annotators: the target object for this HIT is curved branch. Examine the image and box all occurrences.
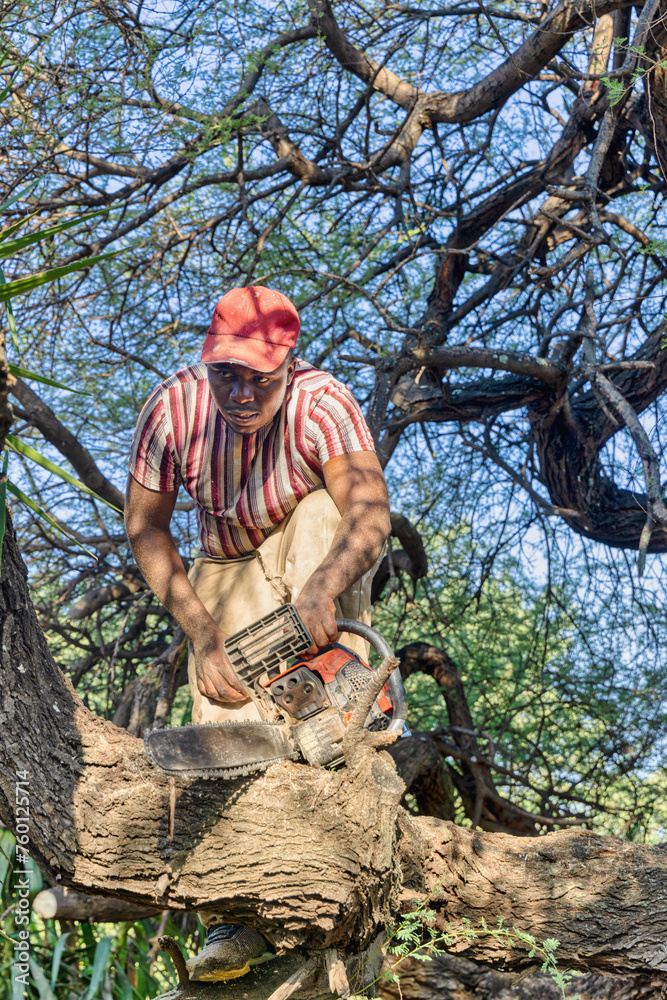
[388,373,546,430]
[67,568,147,620]
[372,511,428,602]
[397,643,539,835]
[310,0,628,124]
[308,0,419,109]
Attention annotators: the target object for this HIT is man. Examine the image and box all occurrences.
[125,286,391,981]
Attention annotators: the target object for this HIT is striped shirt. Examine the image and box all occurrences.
[128,361,375,558]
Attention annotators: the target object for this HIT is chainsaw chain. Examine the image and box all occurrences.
[148,752,300,781]
[147,719,288,732]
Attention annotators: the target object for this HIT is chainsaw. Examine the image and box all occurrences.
[144,603,409,779]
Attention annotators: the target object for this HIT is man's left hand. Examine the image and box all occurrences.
[294,583,339,652]
[293,451,390,652]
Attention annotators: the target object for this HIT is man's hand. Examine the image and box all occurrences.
[294,452,391,651]
[193,630,248,704]
[294,582,339,653]
[125,475,249,704]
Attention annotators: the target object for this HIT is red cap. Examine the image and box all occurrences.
[201,286,300,371]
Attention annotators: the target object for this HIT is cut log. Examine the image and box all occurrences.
[33,886,160,922]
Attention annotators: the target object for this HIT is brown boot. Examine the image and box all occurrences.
[185,923,273,982]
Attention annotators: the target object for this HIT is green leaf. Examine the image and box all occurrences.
[0,828,14,887]
[12,962,26,1000]
[0,209,111,260]
[5,434,121,512]
[82,936,113,1000]
[112,964,138,1000]
[112,964,139,1000]
[0,266,20,351]
[28,957,55,1000]
[7,363,93,395]
[0,248,122,302]
[80,922,97,963]
[27,859,43,895]
[50,932,72,989]
[0,214,37,246]
[5,479,97,558]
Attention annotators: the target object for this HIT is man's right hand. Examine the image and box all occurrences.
[193,631,247,704]
[126,477,248,704]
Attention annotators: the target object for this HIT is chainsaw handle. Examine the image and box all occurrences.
[335,619,408,733]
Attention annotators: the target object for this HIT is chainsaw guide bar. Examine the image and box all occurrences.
[144,721,299,780]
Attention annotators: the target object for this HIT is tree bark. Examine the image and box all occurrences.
[396,814,667,976]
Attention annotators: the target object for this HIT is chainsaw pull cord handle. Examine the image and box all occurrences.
[334,619,408,733]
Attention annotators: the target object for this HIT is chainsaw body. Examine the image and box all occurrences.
[145,604,409,778]
[257,643,395,767]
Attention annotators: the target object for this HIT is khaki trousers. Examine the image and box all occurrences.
[187,489,376,726]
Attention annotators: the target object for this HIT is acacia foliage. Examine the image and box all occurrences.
[1,0,667,837]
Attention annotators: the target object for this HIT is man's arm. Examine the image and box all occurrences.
[124,474,246,703]
[294,451,391,650]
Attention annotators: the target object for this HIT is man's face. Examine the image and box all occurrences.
[207,356,296,434]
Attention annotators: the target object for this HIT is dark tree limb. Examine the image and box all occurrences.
[397,644,541,835]
[10,376,125,512]
[528,277,667,552]
[387,733,456,821]
[153,627,188,730]
[381,954,667,1000]
[111,663,161,737]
